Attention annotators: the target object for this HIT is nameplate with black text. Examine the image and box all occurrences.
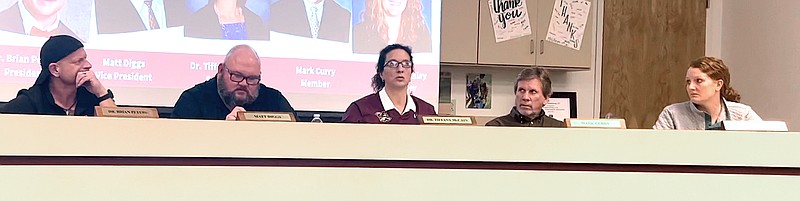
[237,112,296,122]
[420,116,476,126]
[94,106,159,118]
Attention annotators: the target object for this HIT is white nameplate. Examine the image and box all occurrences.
[722,121,788,132]
[237,112,296,122]
[420,116,476,126]
[566,119,626,129]
[95,106,159,118]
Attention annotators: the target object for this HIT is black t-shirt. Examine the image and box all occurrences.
[171,77,295,120]
[0,84,102,116]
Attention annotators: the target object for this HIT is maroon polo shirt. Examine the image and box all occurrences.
[342,93,437,124]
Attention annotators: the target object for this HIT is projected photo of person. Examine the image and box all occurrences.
[0,0,86,40]
[95,0,189,34]
[184,0,268,40]
[352,0,431,54]
[270,0,351,43]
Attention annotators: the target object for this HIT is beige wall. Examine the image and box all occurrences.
[705,0,723,57]
[708,0,800,130]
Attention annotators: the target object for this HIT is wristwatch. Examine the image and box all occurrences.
[97,89,114,102]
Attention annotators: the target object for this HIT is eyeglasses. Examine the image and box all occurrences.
[384,59,413,68]
[225,68,261,85]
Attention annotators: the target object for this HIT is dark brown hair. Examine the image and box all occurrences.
[689,56,741,102]
[371,44,413,92]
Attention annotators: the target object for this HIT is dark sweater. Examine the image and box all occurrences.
[0,84,101,116]
[171,77,294,120]
[485,107,565,127]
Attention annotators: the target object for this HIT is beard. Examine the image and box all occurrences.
[218,81,258,108]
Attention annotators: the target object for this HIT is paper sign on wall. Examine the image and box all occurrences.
[545,0,591,50]
[543,97,570,121]
[489,0,533,42]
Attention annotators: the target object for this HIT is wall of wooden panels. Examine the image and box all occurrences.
[601,0,707,128]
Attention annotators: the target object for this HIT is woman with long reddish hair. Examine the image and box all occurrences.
[653,57,762,130]
[353,0,432,53]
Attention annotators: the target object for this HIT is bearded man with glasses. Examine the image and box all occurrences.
[171,45,294,120]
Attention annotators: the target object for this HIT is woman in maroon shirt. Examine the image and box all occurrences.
[341,44,436,124]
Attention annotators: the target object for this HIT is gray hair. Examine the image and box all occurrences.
[514,67,553,98]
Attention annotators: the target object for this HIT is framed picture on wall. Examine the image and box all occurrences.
[465,73,491,109]
[543,92,577,121]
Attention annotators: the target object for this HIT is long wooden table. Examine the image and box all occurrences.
[1,114,799,200]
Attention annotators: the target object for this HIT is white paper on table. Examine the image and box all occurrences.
[543,98,571,121]
[545,0,591,50]
[488,0,533,43]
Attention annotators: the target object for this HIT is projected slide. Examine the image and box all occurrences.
[0,0,441,112]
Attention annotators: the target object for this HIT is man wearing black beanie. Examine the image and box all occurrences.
[0,35,116,115]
